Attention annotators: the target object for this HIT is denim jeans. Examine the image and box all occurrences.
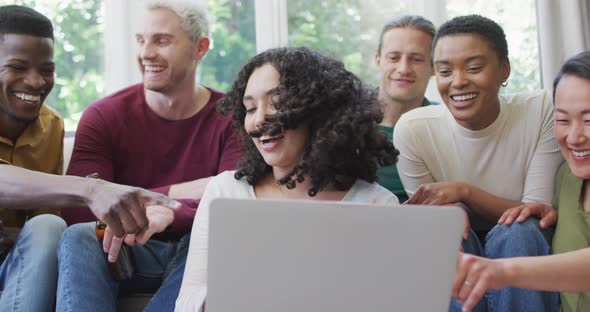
[449,218,560,312]
[56,222,190,312]
[0,214,66,312]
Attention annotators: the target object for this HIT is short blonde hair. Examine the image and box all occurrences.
[147,0,209,42]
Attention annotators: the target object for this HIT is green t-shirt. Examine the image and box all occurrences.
[376,98,434,203]
[553,162,590,312]
[377,124,407,202]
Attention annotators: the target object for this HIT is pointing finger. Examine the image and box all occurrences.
[108,236,124,263]
[141,191,181,210]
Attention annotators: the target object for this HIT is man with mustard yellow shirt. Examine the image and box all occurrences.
[0,5,66,312]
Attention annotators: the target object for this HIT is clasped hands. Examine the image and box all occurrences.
[87,178,180,238]
[102,204,175,263]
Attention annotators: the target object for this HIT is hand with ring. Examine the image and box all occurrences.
[452,252,512,311]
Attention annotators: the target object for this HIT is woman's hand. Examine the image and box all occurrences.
[497,202,557,229]
[452,252,511,311]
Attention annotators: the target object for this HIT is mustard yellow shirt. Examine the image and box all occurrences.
[0,104,64,227]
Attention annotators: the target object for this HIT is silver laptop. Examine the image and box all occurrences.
[206,198,464,312]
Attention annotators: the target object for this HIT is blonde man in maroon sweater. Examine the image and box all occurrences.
[56,2,240,311]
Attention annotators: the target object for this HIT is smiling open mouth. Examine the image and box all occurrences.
[13,92,41,102]
[450,93,478,101]
[261,134,285,144]
[572,149,590,157]
[144,65,166,73]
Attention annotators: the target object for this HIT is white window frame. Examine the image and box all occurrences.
[254,0,287,52]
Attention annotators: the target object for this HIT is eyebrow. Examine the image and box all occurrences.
[243,86,281,101]
[5,58,54,66]
[135,33,174,39]
[434,54,485,65]
[5,58,26,63]
[386,51,426,57]
[555,108,590,114]
[152,33,174,38]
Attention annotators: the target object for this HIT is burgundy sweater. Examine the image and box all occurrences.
[62,84,241,237]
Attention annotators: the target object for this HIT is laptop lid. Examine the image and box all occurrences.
[206,198,464,312]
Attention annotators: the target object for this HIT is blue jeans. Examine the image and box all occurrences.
[449,218,559,312]
[0,214,66,312]
[56,222,190,312]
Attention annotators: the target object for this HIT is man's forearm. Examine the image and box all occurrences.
[0,165,95,209]
[461,183,523,221]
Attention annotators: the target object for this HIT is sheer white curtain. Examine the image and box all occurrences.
[536,0,590,89]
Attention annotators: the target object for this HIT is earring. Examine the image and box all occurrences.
[501,81,508,87]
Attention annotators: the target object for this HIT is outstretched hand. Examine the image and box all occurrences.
[405,182,467,206]
[452,252,509,312]
[405,183,471,239]
[87,179,180,237]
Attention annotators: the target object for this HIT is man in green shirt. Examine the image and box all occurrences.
[374,15,436,202]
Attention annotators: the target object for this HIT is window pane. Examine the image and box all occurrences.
[0,0,104,131]
[288,0,407,86]
[200,0,256,92]
[446,0,541,93]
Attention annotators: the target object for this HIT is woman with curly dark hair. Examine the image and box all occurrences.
[176,47,399,310]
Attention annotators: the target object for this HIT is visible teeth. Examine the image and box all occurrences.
[451,93,478,101]
[145,65,165,72]
[14,92,40,102]
[260,135,283,144]
[572,150,590,157]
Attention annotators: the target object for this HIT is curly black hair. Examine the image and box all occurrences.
[218,47,399,196]
[433,14,508,61]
